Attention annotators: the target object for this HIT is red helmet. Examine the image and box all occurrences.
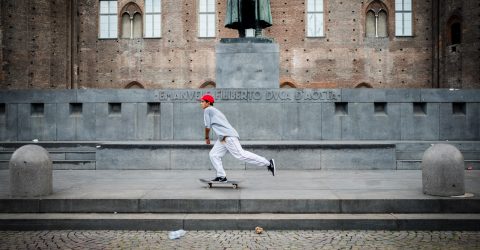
[200,94,214,104]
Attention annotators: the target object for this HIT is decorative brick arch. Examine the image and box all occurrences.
[279,77,298,88]
[200,80,216,88]
[355,82,373,88]
[280,82,297,88]
[365,0,389,15]
[121,2,142,17]
[125,81,144,89]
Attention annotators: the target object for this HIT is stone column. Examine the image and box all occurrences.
[9,145,53,197]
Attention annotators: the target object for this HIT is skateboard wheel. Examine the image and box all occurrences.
[208,183,212,188]
[233,184,238,189]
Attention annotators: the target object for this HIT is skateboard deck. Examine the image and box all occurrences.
[199,178,240,189]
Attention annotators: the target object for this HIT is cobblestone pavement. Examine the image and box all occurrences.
[1,230,480,250]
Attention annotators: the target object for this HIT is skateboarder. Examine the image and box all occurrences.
[200,94,275,182]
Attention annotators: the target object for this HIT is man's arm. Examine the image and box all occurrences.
[203,108,211,144]
[205,127,211,145]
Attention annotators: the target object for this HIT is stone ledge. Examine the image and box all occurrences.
[1,213,479,230]
[2,141,479,170]
[1,198,479,213]
[98,141,396,149]
[220,37,275,43]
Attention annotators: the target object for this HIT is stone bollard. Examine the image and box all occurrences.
[422,144,465,196]
[9,145,53,197]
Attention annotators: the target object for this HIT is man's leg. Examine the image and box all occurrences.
[224,137,270,167]
[209,139,228,177]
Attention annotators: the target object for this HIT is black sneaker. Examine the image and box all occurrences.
[267,159,276,176]
[211,176,228,182]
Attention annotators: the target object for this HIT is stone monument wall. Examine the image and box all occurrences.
[0,89,479,141]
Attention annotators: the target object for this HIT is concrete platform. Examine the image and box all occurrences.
[0,170,479,230]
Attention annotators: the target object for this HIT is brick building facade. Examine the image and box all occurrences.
[0,0,479,89]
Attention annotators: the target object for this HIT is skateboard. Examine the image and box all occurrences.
[199,178,240,189]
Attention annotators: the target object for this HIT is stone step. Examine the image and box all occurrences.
[1,169,478,230]
[1,213,479,231]
[1,198,479,214]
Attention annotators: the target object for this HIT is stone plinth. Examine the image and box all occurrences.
[216,38,279,88]
[422,144,465,196]
[9,144,53,197]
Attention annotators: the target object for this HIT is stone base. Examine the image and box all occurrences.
[220,37,274,43]
[216,38,279,88]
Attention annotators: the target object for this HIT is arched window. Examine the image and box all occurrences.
[133,13,142,38]
[450,23,461,44]
[378,11,387,37]
[120,2,142,39]
[121,13,130,38]
[366,1,388,38]
[447,15,462,45]
[366,11,375,37]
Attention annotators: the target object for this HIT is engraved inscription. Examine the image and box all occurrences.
[158,89,341,102]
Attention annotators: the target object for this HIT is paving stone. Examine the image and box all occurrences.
[1,230,479,249]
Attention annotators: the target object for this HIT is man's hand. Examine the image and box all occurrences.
[205,138,211,145]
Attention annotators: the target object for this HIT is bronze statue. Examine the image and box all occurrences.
[225,0,272,37]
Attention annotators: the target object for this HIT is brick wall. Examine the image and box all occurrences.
[437,0,480,89]
[1,0,479,89]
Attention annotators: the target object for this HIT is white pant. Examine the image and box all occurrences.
[209,137,270,177]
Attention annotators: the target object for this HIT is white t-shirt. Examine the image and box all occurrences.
[203,106,239,140]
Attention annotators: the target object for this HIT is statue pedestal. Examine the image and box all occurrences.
[216,38,279,88]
